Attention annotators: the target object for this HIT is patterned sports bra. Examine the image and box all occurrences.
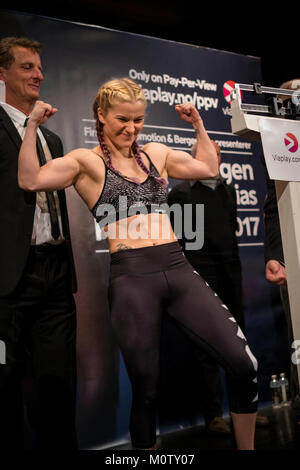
[91,150,168,228]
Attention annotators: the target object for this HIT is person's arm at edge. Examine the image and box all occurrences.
[18,100,80,192]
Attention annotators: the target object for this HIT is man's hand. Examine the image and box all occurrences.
[265,259,287,285]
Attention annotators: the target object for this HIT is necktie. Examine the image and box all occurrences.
[24,118,60,240]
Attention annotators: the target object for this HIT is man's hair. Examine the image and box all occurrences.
[0,36,42,69]
[278,79,300,102]
[280,79,300,91]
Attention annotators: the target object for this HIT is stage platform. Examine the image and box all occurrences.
[105,404,300,451]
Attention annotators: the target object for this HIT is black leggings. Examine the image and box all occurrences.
[109,242,258,448]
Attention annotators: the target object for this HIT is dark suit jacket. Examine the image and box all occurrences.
[260,154,284,264]
[0,105,77,296]
[167,178,240,265]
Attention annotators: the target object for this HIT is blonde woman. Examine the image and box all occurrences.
[18,78,258,450]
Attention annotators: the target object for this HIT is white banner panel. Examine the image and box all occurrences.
[259,118,300,181]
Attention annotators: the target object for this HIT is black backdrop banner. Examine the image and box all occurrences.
[0,10,289,449]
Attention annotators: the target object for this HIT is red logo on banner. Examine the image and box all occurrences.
[223,80,242,104]
[284,133,298,153]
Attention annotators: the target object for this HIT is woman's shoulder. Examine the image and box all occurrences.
[141,142,168,158]
[141,142,169,175]
[65,147,102,161]
[65,148,106,174]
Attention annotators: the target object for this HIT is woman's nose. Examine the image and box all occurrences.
[126,121,135,133]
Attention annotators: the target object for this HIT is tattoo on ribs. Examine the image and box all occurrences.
[116,243,133,251]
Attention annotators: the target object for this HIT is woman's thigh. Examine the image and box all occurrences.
[109,272,167,381]
[166,263,257,379]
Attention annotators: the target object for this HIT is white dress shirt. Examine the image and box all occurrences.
[1,102,64,245]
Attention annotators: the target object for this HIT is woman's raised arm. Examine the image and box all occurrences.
[18,100,80,192]
[165,103,218,180]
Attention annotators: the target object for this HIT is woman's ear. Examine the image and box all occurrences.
[97,108,105,125]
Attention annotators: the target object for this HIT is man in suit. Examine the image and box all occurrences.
[0,36,77,449]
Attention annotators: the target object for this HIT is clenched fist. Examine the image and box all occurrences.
[28,100,58,126]
[175,103,202,127]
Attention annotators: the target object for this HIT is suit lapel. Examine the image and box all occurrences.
[0,106,60,158]
[0,105,23,150]
[39,126,70,238]
[40,127,60,159]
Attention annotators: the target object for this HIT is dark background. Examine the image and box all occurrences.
[1,1,298,87]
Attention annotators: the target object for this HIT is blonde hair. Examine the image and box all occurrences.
[93,78,166,187]
[93,77,146,120]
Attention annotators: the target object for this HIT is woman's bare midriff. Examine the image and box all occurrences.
[104,212,178,253]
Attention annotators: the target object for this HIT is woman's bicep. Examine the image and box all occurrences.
[35,154,80,191]
[165,149,211,180]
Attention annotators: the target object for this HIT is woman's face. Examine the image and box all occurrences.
[98,100,145,150]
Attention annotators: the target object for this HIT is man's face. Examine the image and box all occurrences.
[0,46,44,108]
